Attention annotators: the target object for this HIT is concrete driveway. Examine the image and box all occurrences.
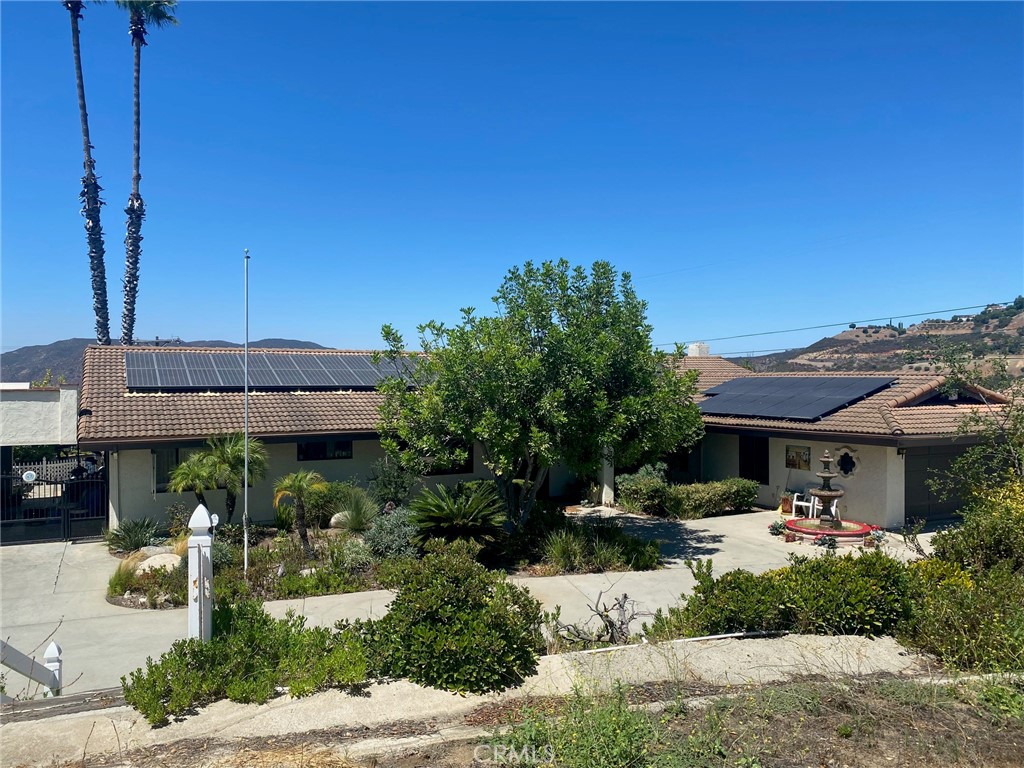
[0,509,932,695]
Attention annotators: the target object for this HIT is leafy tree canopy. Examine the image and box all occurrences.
[376,260,704,523]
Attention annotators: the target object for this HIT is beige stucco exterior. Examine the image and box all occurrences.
[700,433,906,528]
[107,437,502,528]
[0,386,79,446]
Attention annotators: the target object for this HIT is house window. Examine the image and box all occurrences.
[837,450,857,477]
[152,446,201,493]
[738,436,769,485]
[297,439,353,462]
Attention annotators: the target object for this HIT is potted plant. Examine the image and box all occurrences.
[863,526,886,549]
[769,519,786,537]
[779,494,794,515]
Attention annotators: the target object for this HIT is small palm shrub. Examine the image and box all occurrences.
[615,463,669,514]
[409,484,506,546]
[105,518,161,552]
[357,540,542,694]
[364,505,419,560]
[330,485,379,534]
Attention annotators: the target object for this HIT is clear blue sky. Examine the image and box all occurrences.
[3,1,1022,356]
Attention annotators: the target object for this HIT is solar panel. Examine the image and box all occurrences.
[700,376,895,422]
[125,351,393,390]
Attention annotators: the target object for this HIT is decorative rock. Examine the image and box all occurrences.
[140,545,173,557]
[299,567,316,577]
[136,553,181,574]
[329,512,347,529]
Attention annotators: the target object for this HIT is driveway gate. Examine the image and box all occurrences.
[0,471,108,545]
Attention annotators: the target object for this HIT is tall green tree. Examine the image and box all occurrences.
[165,434,268,523]
[116,0,178,346]
[377,260,704,524]
[63,0,110,345]
[274,470,326,557]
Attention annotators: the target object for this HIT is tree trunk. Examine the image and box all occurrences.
[66,1,110,345]
[225,490,236,524]
[295,498,313,557]
[194,489,207,507]
[121,25,144,346]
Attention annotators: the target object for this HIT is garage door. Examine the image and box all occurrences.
[904,445,965,522]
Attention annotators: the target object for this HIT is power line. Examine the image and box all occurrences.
[655,301,1014,348]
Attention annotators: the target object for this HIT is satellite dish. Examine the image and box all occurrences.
[22,470,37,483]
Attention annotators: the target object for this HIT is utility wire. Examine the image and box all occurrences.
[655,301,1015,348]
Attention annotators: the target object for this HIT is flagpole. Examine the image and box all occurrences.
[243,248,250,575]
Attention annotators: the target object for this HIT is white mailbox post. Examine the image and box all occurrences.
[187,504,214,641]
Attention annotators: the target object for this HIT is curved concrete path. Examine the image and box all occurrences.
[0,510,932,696]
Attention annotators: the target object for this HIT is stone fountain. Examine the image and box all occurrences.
[809,450,845,531]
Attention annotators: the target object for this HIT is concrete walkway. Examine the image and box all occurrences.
[0,509,933,696]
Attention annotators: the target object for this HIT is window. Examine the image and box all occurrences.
[297,439,353,462]
[738,435,769,485]
[152,446,201,493]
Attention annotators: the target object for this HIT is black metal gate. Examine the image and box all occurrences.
[0,470,108,545]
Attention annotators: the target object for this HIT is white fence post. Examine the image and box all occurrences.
[187,504,214,641]
[43,641,62,696]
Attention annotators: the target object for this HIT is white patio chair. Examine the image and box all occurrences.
[809,497,840,521]
[791,491,814,518]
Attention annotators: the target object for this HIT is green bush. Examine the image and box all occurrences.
[662,478,756,519]
[615,463,669,515]
[364,505,419,560]
[903,559,1024,672]
[501,687,658,768]
[360,540,542,694]
[210,539,236,570]
[122,601,366,725]
[931,481,1024,574]
[367,457,420,506]
[305,481,356,529]
[273,502,295,532]
[330,485,379,534]
[410,483,506,546]
[105,518,161,552]
[165,503,191,539]
[647,551,913,640]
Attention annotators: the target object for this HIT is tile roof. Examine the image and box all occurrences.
[675,356,752,392]
[698,371,1007,440]
[79,346,384,446]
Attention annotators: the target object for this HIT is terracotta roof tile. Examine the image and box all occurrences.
[79,346,385,446]
[675,356,752,392]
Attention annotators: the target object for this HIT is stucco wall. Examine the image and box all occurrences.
[698,432,905,527]
[109,437,494,527]
[0,389,78,446]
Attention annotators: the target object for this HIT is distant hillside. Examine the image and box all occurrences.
[734,298,1024,376]
[1,338,328,385]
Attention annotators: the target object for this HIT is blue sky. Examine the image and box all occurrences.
[2,1,1022,356]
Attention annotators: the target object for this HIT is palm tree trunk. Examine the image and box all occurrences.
[66,1,110,345]
[295,499,313,557]
[121,16,145,346]
[225,489,236,524]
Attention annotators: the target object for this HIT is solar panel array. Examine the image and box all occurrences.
[125,351,388,390]
[699,376,896,421]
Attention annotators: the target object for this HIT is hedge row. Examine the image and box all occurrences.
[616,464,758,518]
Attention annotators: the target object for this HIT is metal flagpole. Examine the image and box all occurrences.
[243,249,250,575]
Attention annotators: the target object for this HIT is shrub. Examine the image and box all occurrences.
[165,503,191,539]
[210,539,236,571]
[122,601,366,725]
[105,518,161,552]
[410,484,506,546]
[324,535,373,573]
[361,540,542,694]
[721,477,758,511]
[903,559,1024,672]
[305,481,356,529]
[367,458,420,506]
[541,520,659,574]
[615,463,669,515]
[329,485,379,534]
[501,687,658,768]
[364,505,419,560]
[543,528,588,572]
[273,502,295,532]
[647,551,913,640]
[662,478,757,519]
[931,481,1024,574]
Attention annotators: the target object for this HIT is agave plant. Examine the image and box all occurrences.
[409,484,506,546]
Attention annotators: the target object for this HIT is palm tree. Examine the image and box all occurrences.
[164,434,268,523]
[115,0,178,346]
[205,433,268,524]
[167,451,212,506]
[63,0,110,345]
[274,471,327,557]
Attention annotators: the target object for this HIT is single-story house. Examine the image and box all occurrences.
[681,357,1006,528]
[78,345,577,528]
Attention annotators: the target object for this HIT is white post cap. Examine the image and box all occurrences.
[188,504,213,532]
